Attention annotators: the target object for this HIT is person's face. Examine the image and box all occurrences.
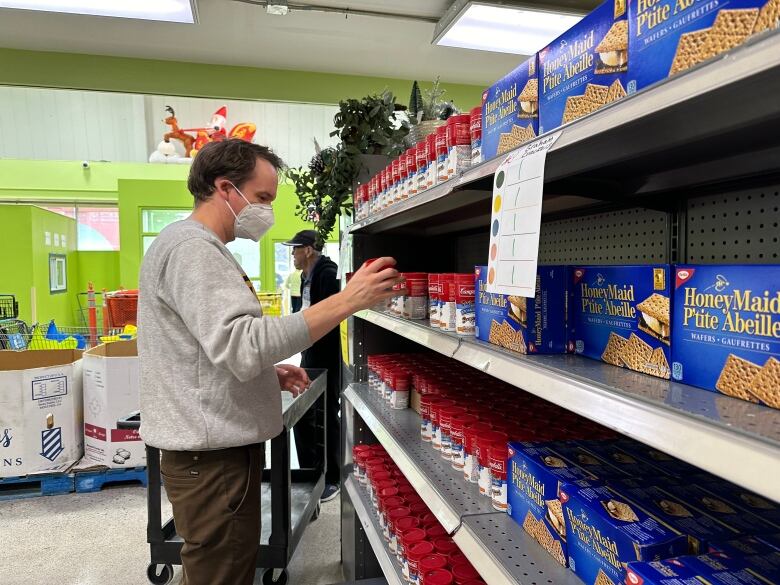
[292,245,311,270]
[215,158,278,231]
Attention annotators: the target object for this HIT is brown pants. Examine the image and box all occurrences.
[161,443,264,585]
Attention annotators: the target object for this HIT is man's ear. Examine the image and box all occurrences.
[214,178,233,200]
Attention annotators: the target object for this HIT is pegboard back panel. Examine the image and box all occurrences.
[686,187,780,264]
[539,208,670,264]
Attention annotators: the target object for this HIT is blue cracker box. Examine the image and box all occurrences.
[475,266,567,354]
[538,0,629,134]
[698,480,780,530]
[548,441,634,482]
[507,441,597,567]
[578,440,675,479]
[570,265,672,378]
[626,558,703,585]
[678,552,779,585]
[671,265,780,409]
[612,438,700,478]
[560,482,688,585]
[480,55,539,162]
[709,535,780,557]
[628,0,780,93]
[612,482,742,554]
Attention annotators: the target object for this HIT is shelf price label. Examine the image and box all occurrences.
[486,131,561,296]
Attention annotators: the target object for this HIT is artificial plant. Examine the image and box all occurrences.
[290,90,408,243]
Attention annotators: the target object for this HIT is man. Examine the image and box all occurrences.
[138,139,399,585]
[283,230,340,502]
[283,268,302,313]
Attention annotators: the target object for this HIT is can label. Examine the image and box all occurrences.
[421,419,432,442]
[432,424,442,451]
[464,453,479,483]
[492,476,508,511]
[390,390,409,410]
[451,443,465,470]
[440,432,452,460]
[440,301,456,331]
[478,463,491,495]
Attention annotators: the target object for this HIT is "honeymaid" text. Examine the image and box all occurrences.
[683,288,780,338]
[580,283,636,318]
[543,31,595,92]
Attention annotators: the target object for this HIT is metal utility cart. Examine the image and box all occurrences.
[121,369,327,585]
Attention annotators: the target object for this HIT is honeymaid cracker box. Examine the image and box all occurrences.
[628,0,780,93]
[475,265,567,354]
[507,441,597,567]
[538,0,629,134]
[480,55,539,161]
[627,552,780,585]
[697,477,780,529]
[559,481,688,585]
[570,265,672,379]
[672,265,780,409]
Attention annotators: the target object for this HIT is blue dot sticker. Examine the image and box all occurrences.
[492,219,500,236]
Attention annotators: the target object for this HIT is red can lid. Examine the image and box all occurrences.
[396,516,420,533]
[426,525,448,540]
[448,551,468,567]
[433,537,459,555]
[379,486,399,499]
[407,540,435,562]
[401,527,427,548]
[382,496,405,511]
[409,501,429,515]
[420,554,448,572]
[424,568,454,585]
[446,114,471,127]
[461,581,486,585]
[421,512,439,527]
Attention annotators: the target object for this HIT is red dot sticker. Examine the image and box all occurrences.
[490,244,497,261]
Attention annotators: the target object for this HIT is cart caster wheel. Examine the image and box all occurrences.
[262,569,289,585]
[146,563,174,585]
[311,503,321,522]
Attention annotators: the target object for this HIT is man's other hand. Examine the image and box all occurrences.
[275,365,310,397]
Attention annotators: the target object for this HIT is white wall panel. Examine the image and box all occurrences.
[0,86,147,162]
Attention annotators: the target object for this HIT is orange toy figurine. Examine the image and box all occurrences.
[162,106,196,154]
[190,106,257,156]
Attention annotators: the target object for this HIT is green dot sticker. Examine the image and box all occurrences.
[495,170,505,189]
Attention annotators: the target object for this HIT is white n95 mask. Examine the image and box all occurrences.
[225,182,275,241]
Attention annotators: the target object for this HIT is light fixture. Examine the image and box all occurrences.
[266,0,289,16]
[0,0,198,23]
[433,0,584,55]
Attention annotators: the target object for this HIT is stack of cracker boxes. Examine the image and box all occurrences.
[480,0,780,162]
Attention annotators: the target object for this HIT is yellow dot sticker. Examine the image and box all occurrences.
[493,195,502,213]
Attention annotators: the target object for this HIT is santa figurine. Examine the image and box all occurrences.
[207,106,228,141]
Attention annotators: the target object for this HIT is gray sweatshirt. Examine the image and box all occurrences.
[137,219,311,451]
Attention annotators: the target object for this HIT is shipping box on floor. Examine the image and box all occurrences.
[83,340,144,468]
[0,349,83,477]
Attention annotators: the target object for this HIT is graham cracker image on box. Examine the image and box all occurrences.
[595,20,628,73]
[619,333,655,375]
[668,7,777,77]
[507,295,528,327]
[636,293,670,345]
[602,332,629,367]
[715,354,762,403]
[603,499,639,522]
[748,356,780,409]
[518,78,539,116]
[546,499,566,540]
[535,518,566,565]
[657,499,692,518]
[643,347,671,380]
[497,124,536,155]
[595,568,617,585]
[561,80,627,125]
[488,319,527,354]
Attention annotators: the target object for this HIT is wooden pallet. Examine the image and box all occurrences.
[0,472,74,501]
[74,466,147,493]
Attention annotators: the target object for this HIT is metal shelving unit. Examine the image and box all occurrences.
[354,310,780,502]
[340,29,780,585]
[344,384,577,585]
[344,476,406,585]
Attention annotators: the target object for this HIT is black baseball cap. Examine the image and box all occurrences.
[283,230,322,250]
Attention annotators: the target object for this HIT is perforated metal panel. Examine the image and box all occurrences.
[539,208,670,264]
[686,187,780,263]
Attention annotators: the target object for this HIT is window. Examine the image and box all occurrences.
[42,205,119,251]
[49,254,67,293]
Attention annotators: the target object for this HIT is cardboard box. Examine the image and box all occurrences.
[82,340,144,468]
[539,0,629,134]
[561,481,688,585]
[612,438,700,478]
[709,535,780,557]
[507,441,597,567]
[671,265,780,409]
[678,552,780,585]
[547,441,632,481]
[578,440,674,478]
[627,0,780,94]
[611,481,742,554]
[480,55,539,162]
[626,558,703,585]
[475,265,567,355]
[570,265,672,379]
[0,349,83,477]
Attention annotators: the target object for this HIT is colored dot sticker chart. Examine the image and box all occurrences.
[486,131,561,297]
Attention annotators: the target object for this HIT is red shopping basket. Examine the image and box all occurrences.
[106,289,138,328]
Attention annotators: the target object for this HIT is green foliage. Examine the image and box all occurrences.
[290,91,408,243]
[422,77,448,122]
[409,81,423,123]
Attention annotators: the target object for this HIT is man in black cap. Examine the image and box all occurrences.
[283,230,341,502]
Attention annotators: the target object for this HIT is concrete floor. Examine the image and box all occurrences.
[0,486,344,585]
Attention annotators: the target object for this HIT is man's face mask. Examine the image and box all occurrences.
[225,182,274,241]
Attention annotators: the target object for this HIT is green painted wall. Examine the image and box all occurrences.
[77,251,122,291]
[0,48,485,110]
[0,206,34,323]
[116,178,335,292]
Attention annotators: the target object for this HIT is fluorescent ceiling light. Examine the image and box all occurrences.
[0,0,198,23]
[266,1,289,16]
[434,1,583,55]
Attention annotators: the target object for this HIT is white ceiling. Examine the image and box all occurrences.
[0,0,527,86]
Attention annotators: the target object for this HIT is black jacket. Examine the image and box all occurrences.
[300,255,341,373]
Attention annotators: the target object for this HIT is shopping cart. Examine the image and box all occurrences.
[0,295,19,320]
[257,292,283,317]
[0,320,122,351]
[122,369,327,585]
